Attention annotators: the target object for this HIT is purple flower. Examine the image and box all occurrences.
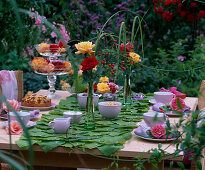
[158,39,162,42]
[178,80,181,85]
[106,11,111,16]
[179,41,182,45]
[200,33,204,37]
[177,56,184,62]
[201,44,204,47]
[140,4,145,8]
[147,44,152,48]
[149,35,153,39]
[133,94,145,100]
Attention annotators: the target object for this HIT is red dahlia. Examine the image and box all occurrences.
[81,57,99,71]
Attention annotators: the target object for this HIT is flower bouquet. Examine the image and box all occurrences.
[97,76,119,101]
[74,41,99,130]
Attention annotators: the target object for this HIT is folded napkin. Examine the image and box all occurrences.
[0,71,18,100]
[134,121,150,138]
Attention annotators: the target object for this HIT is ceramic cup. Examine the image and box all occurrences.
[48,117,71,134]
[8,111,30,125]
[63,111,82,124]
[143,112,166,127]
[77,93,99,109]
[154,92,173,104]
[98,101,122,119]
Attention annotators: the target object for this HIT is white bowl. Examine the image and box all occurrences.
[77,93,99,109]
[63,111,82,124]
[98,102,122,119]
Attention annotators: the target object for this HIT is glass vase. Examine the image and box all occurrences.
[123,74,132,105]
[84,80,95,130]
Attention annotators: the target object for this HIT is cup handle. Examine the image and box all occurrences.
[48,121,55,129]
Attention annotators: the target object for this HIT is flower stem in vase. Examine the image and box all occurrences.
[84,80,95,130]
[123,74,132,105]
[47,73,60,99]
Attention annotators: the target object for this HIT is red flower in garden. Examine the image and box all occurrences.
[162,11,173,22]
[153,0,158,3]
[172,0,178,5]
[198,10,205,20]
[179,10,187,17]
[81,57,99,71]
[157,7,164,14]
[178,3,182,8]
[187,13,195,22]
[190,2,197,8]
[164,0,171,6]
[119,43,133,53]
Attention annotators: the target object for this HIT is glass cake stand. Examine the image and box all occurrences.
[30,44,71,99]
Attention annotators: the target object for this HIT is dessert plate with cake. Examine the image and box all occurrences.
[20,92,56,111]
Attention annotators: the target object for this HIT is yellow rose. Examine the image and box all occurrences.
[75,41,95,55]
[99,76,109,83]
[129,52,141,63]
[97,83,110,94]
[62,83,71,91]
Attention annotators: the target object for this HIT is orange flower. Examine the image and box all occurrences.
[129,52,141,63]
[6,120,23,135]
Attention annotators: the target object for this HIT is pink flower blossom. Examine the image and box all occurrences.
[6,120,23,135]
[41,25,47,33]
[51,31,57,38]
[107,83,119,94]
[58,24,70,43]
[119,42,133,52]
[171,97,186,112]
[2,100,20,112]
[151,125,166,138]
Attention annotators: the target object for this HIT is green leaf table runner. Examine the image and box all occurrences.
[17,94,152,156]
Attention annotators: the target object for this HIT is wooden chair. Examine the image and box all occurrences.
[0,71,23,102]
[198,80,205,111]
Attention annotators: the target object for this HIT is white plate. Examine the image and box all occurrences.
[134,133,177,142]
[1,121,36,128]
[20,103,56,111]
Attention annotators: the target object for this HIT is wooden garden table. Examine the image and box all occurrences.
[0,90,198,170]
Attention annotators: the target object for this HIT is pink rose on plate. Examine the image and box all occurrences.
[6,120,23,135]
[171,97,186,112]
[2,100,20,112]
[151,125,166,138]
[107,83,119,94]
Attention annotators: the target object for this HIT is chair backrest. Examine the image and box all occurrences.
[0,71,23,102]
[198,80,205,110]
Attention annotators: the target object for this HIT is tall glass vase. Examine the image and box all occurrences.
[84,80,95,130]
[123,74,132,105]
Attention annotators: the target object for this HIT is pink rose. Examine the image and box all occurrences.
[119,43,133,52]
[151,125,166,138]
[171,97,186,112]
[2,100,20,112]
[107,83,119,94]
[6,120,23,135]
